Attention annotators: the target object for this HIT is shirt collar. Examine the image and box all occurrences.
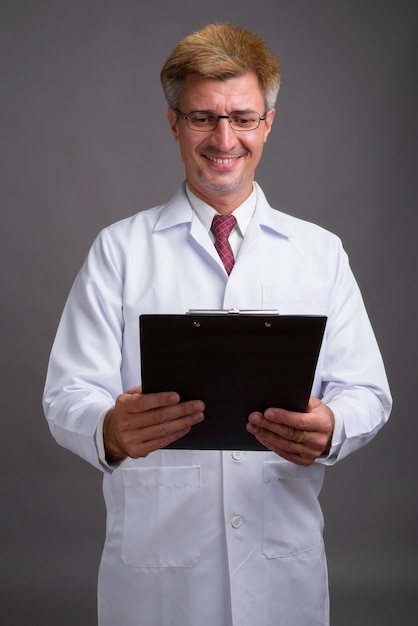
[185,184,256,237]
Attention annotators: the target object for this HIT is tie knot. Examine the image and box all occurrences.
[211,214,237,239]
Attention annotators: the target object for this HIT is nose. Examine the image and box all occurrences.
[210,117,238,149]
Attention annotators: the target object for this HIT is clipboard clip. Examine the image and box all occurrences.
[187,308,280,315]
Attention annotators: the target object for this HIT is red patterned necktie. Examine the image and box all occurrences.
[211,214,237,275]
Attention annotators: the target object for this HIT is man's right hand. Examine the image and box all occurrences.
[103,386,205,463]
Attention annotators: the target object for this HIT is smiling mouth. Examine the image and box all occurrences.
[205,155,239,165]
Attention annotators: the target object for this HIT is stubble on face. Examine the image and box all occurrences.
[196,168,245,193]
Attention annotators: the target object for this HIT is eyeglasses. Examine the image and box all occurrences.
[176,110,266,132]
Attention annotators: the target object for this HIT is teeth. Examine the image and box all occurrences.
[206,156,236,164]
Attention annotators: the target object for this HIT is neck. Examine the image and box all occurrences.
[186,181,254,215]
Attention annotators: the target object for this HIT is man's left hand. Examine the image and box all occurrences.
[246,397,334,466]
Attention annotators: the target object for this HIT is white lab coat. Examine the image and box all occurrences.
[43,182,391,626]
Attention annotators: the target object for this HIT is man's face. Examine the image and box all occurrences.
[168,72,275,213]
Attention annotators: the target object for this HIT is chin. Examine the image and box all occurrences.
[198,173,243,193]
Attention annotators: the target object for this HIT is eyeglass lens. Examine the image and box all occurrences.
[184,111,264,131]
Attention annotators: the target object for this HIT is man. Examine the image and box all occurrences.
[43,23,392,626]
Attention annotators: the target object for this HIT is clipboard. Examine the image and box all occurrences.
[139,311,327,450]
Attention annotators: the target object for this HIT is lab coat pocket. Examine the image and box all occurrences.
[121,466,202,568]
[262,462,324,558]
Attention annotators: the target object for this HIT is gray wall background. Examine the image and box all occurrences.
[1,1,417,624]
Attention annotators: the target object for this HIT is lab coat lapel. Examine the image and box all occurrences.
[236,183,294,262]
[155,184,229,267]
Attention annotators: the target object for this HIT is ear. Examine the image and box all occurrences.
[263,108,275,143]
[167,108,180,140]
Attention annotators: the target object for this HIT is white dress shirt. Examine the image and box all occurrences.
[185,183,256,257]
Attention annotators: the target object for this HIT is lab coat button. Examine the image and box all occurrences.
[231,515,243,529]
[232,451,244,461]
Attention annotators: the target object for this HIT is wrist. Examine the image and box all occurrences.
[103,409,127,464]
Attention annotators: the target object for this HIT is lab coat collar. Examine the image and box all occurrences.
[252,182,295,239]
[153,181,295,240]
[154,183,194,231]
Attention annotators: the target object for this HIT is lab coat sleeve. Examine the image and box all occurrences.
[43,228,125,471]
[317,240,392,465]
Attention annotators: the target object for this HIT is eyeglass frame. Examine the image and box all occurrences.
[175,109,267,132]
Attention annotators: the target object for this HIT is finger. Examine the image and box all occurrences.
[142,410,204,445]
[134,390,182,412]
[248,412,306,442]
[307,396,322,411]
[263,407,311,431]
[134,425,193,458]
[131,399,205,430]
[272,449,315,467]
[296,430,308,444]
[116,390,181,416]
[152,399,205,423]
[125,408,205,458]
[246,423,317,466]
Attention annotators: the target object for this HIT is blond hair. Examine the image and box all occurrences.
[160,23,281,110]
